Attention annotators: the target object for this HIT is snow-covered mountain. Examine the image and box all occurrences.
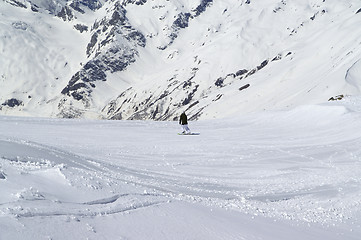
[1,0,361,120]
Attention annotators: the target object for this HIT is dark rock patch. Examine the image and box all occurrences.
[328,94,344,101]
[213,94,223,102]
[245,69,256,78]
[236,69,248,76]
[57,6,75,21]
[123,0,147,6]
[6,0,27,9]
[186,101,199,111]
[239,84,250,91]
[182,85,199,105]
[215,77,224,87]
[70,2,85,14]
[79,0,102,11]
[87,31,99,56]
[0,171,6,180]
[272,54,282,61]
[31,4,39,12]
[193,0,213,17]
[74,24,88,33]
[70,0,102,13]
[257,60,269,71]
[2,98,23,107]
[173,12,192,29]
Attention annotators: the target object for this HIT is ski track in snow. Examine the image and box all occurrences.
[0,138,171,217]
[1,101,361,239]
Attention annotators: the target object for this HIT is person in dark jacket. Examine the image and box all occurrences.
[179,112,191,134]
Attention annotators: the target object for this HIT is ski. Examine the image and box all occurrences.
[178,132,200,135]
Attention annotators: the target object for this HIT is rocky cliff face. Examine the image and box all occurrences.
[2,0,361,120]
[57,0,217,119]
[59,1,146,117]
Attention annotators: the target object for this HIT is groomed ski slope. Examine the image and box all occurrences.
[1,98,361,239]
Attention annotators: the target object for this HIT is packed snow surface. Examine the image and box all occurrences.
[1,98,361,239]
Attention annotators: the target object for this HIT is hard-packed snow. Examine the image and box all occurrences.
[1,97,361,239]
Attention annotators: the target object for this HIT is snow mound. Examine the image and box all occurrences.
[346,59,361,92]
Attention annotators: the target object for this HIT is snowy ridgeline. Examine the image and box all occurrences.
[1,0,361,120]
[1,99,361,239]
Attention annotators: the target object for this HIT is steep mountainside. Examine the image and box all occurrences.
[1,0,361,120]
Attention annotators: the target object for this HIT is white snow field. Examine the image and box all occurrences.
[1,97,361,239]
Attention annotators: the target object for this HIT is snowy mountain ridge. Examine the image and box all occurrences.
[1,0,361,120]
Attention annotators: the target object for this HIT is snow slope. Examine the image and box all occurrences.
[0,0,89,116]
[1,97,361,239]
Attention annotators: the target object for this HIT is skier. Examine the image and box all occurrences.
[179,111,191,134]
